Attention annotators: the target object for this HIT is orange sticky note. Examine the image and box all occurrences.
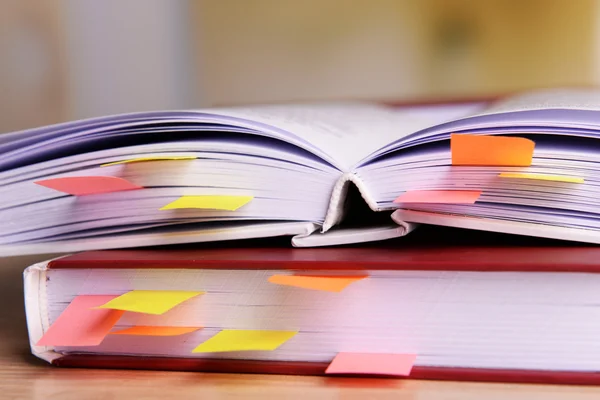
[34,176,142,196]
[110,326,200,336]
[268,275,367,292]
[394,190,481,204]
[36,295,124,347]
[451,134,534,166]
[325,353,417,376]
[499,172,584,183]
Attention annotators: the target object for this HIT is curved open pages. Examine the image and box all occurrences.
[4,89,600,253]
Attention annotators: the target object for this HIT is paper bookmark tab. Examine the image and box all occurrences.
[36,295,123,347]
[499,172,584,183]
[101,156,195,167]
[160,195,253,211]
[192,330,297,353]
[34,176,142,196]
[110,326,200,336]
[96,290,203,315]
[451,134,535,166]
[325,353,417,376]
[394,190,481,204]
[268,275,367,292]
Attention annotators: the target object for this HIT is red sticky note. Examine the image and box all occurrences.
[325,353,417,376]
[36,295,124,347]
[451,134,534,166]
[34,176,142,196]
[394,190,481,204]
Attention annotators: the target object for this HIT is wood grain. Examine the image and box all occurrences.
[2,255,600,399]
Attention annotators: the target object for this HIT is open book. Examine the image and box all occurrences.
[2,88,600,255]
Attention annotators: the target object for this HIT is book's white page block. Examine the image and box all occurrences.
[393,209,600,244]
[38,267,600,372]
[0,221,319,257]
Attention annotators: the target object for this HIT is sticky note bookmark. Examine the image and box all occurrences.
[101,156,196,167]
[160,195,253,211]
[451,134,535,166]
[36,295,123,347]
[110,326,200,336]
[268,275,367,293]
[394,190,481,204]
[34,176,142,196]
[325,353,417,376]
[192,330,297,353]
[96,290,203,315]
[499,172,584,183]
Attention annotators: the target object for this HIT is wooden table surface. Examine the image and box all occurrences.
[2,255,600,399]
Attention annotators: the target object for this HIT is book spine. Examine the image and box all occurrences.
[23,261,62,364]
[322,172,381,232]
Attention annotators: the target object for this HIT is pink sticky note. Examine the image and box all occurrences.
[36,295,124,347]
[394,190,481,204]
[325,353,417,376]
[34,176,142,196]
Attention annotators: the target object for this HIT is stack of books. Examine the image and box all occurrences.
[5,88,600,383]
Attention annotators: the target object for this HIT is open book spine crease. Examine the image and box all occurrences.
[322,172,378,232]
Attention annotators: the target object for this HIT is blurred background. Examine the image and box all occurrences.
[1,0,597,133]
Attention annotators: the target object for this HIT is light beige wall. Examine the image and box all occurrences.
[191,0,429,106]
[62,0,193,120]
[191,0,598,105]
[419,0,597,96]
[0,0,67,133]
[0,0,598,134]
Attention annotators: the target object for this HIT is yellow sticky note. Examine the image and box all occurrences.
[159,195,253,211]
[268,275,367,292]
[499,172,584,183]
[192,330,297,353]
[96,290,203,315]
[101,156,195,167]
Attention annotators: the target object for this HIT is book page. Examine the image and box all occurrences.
[365,88,600,163]
[476,88,600,115]
[216,102,481,170]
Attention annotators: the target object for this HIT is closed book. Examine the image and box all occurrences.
[24,238,600,384]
